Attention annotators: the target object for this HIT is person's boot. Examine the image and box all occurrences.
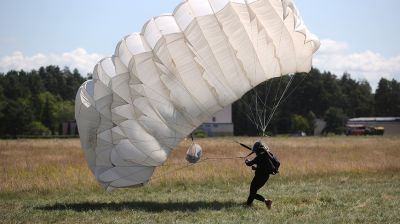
[265,199,272,209]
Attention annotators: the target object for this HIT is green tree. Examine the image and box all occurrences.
[375,78,400,116]
[305,111,317,136]
[2,70,32,100]
[55,100,75,122]
[0,66,86,137]
[40,92,61,134]
[323,107,347,135]
[340,74,374,117]
[0,86,6,135]
[1,99,33,137]
[28,121,50,135]
[281,69,345,118]
[290,114,309,133]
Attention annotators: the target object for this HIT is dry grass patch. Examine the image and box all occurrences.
[0,139,97,192]
[153,136,400,182]
[1,136,399,192]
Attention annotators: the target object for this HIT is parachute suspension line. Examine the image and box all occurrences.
[261,78,274,130]
[280,73,309,105]
[245,10,295,136]
[151,162,197,181]
[258,6,311,133]
[264,74,295,129]
[190,133,194,143]
[151,155,245,182]
[250,3,272,135]
[248,74,309,135]
[240,4,285,136]
[188,133,195,156]
[250,12,269,134]
[244,73,295,136]
[153,135,252,181]
[242,7,270,136]
[240,95,263,132]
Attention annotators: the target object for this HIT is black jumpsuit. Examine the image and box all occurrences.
[245,151,271,206]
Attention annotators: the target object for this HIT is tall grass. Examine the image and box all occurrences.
[153,136,400,182]
[0,139,97,192]
[1,136,399,193]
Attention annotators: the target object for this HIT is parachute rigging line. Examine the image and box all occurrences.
[241,74,295,136]
[150,155,246,182]
[279,73,309,105]
[264,74,295,129]
[239,7,294,136]
[153,139,257,180]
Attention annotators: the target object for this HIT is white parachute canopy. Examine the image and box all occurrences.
[75,0,320,191]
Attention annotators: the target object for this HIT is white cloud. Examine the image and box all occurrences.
[314,39,400,90]
[317,39,350,55]
[0,48,103,76]
[1,42,399,90]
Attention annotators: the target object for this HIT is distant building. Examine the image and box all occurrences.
[61,120,78,136]
[347,117,400,136]
[195,105,234,137]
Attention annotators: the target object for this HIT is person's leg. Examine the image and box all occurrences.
[246,177,258,206]
[254,194,265,202]
[253,176,269,202]
[256,175,272,209]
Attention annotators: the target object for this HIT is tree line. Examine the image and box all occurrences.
[0,66,399,138]
[233,68,400,136]
[0,66,86,138]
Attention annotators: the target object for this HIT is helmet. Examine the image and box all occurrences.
[252,141,265,154]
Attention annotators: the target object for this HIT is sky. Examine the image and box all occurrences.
[1,0,399,90]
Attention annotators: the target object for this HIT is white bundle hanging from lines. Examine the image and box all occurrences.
[185,143,203,164]
[75,0,320,191]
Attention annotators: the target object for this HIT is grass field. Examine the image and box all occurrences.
[1,137,399,223]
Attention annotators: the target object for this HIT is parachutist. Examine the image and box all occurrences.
[244,141,277,209]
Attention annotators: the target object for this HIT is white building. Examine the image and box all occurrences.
[195,105,234,136]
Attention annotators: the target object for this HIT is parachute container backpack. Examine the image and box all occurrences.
[186,143,203,163]
[75,0,320,191]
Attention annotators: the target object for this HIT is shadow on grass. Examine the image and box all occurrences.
[37,200,242,212]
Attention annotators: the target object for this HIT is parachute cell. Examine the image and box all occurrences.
[75,0,320,190]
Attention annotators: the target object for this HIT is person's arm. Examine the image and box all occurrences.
[245,156,259,166]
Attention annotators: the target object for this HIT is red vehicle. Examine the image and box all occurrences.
[346,124,385,136]
[346,124,366,135]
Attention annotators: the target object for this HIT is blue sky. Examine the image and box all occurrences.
[1,0,399,89]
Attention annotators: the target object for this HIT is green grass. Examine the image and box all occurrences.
[1,171,399,224]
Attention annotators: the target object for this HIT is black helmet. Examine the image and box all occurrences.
[252,141,265,154]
